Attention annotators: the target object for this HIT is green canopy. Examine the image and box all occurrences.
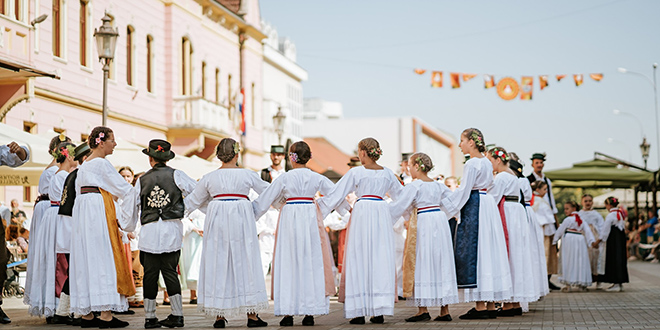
[545,159,653,189]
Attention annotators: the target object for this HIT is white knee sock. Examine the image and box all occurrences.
[169,294,183,317]
[144,299,157,319]
[55,293,70,317]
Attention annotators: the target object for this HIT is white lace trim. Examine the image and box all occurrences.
[558,280,592,287]
[504,293,541,304]
[70,302,128,316]
[27,306,56,318]
[345,306,393,319]
[460,288,513,303]
[406,295,460,307]
[198,301,269,318]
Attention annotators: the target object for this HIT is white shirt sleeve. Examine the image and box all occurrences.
[441,160,479,218]
[0,145,29,168]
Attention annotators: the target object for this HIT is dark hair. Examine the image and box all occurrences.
[118,166,134,176]
[581,194,593,200]
[289,141,312,164]
[411,152,434,173]
[565,200,579,211]
[88,126,113,149]
[488,146,510,165]
[49,134,71,157]
[462,128,486,153]
[605,196,619,207]
[5,225,19,241]
[531,180,547,191]
[55,142,76,163]
[216,138,239,163]
[358,137,381,161]
[18,227,28,236]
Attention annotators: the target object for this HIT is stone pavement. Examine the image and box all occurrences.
[3,260,659,329]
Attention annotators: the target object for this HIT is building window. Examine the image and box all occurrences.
[0,0,5,15]
[23,121,36,133]
[23,187,32,203]
[146,35,154,93]
[227,74,232,109]
[79,0,87,66]
[52,0,62,57]
[81,133,89,142]
[215,68,220,103]
[201,61,206,98]
[53,127,65,134]
[251,83,255,126]
[14,0,21,21]
[181,37,193,95]
[126,26,135,86]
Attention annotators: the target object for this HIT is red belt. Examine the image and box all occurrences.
[213,194,249,200]
[50,201,61,206]
[286,197,314,202]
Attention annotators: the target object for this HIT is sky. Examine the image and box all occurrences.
[260,0,660,174]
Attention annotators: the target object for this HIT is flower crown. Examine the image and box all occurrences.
[368,147,382,158]
[490,147,510,161]
[233,142,240,155]
[470,131,484,147]
[289,152,299,163]
[57,144,76,160]
[415,155,433,172]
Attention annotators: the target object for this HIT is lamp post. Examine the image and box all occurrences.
[94,13,118,126]
[273,106,286,144]
[641,137,651,169]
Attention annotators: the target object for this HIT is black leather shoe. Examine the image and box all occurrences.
[145,318,162,329]
[113,309,135,315]
[46,316,53,324]
[549,281,561,291]
[80,317,100,328]
[98,317,129,328]
[0,308,10,324]
[71,317,82,326]
[513,307,523,316]
[51,314,72,324]
[397,296,407,301]
[405,313,430,322]
[488,310,498,319]
[459,308,489,320]
[434,314,452,321]
[369,315,384,324]
[279,316,294,327]
[159,314,184,328]
[189,299,197,305]
[497,308,519,317]
[302,315,314,326]
[349,317,365,324]
[213,319,226,328]
[162,300,171,306]
[247,316,267,328]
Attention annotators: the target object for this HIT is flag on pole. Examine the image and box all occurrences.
[450,73,461,88]
[414,68,427,75]
[574,74,583,86]
[589,73,603,81]
[556,74,567,82]
[520,76,533,100]
[238,88,246,136]
[484,75,495,89]
[539,75,549,90]
[462,74,477,82]
[431,71,443,87]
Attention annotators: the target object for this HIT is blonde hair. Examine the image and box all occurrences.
[411,152,433,173]
[358,137,382,161]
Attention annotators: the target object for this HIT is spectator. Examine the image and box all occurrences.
[5,225,28,253]
[0,203,10,228]
[10,199,26,226]
[638,209,658,244]
[17,228,29,253]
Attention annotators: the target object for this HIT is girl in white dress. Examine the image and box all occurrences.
[253,141,340,327]
[531,181,559,282]
[439,129,512,320]
[180,209,205,304]
[389,153,458,323]
[553,201,595,291]
[487,147,538,316]
[595,197,629,291]
[184,138,269,329]
[318,137,403,324]
[69,127,133,328]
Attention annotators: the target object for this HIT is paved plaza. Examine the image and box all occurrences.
[4,260,659,329]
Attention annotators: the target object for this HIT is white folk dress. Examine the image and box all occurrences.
[440,157,512,303]
[519,178,549,298]
[489,172,538,304]
[184,168,269,318]
[578,209,604,276]
[318,166,403,319]
[253,168,337,316]
[553,213,595,287]
[180,210,205,291]
[69,158,133,315]
[389,180,459,307]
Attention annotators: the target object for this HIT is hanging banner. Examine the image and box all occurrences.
[450,73,461,88]
[462,74,477,82]
[484,75,495,89]
[414,69,427,75]
[556,74,567,82]
[590,73,603,81]
[520,76,533,100]
[574,74,583,86]
[431,71,443,88]
[539,75,549,90]
[497,77,519,101]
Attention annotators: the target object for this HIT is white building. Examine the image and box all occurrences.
[303,98,344,120]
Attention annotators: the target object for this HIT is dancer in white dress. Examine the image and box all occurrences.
[253,141,340,326]
[553,201,595,291]
[319,138,403,324]
[578,194,605,287]
[487,147,538,316]
[595,197,629,292]
[184,138,269,328]
[69,127,133,328]
[439,129,512,320]
[180,209,205,304]
[389,153,458,323]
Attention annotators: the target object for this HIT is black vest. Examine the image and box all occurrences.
[260,168,272,183]
[58,169,78,217]
[139,164,184,225]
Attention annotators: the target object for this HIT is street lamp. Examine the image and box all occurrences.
[273,106,286,144]
[641,137,651,169]
[94,13,119,126]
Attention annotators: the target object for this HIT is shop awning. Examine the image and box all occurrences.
[0,57,59,79]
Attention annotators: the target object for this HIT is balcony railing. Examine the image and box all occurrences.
[171,95,231,133]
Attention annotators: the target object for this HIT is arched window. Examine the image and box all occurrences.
[52,0,63,57]
[79,0,89,66]
[126,25,135,86]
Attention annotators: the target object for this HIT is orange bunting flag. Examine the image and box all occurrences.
[590,73,603,82]
[462,74,477,82]
[556,74,567,82]
[414,68,427,75]
[574,74,583,86]
[450,73,461,89]
[431,71,443,88]
[539,75,549,90]
[497,77,520,101]
[520,76,533,100]
[484,75,495,89]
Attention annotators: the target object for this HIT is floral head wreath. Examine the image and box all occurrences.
[289,152,299,163]
[368,147,382,158]
[415,155,433,172]
[58,144,76,160]
[470,131,484,147]
[489,147,510,162]
[233,142,240,155]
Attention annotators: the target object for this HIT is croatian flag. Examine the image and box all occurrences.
[238,88,246,136]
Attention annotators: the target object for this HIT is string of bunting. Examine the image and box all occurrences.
[416,69,604,101]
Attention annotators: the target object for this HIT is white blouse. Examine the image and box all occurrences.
[599,208,626,242]
[440,157,494,218]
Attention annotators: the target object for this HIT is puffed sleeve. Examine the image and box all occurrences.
[253,175,285,220]
[581,219,596,245]
[119,179,141,232]
[184,174,212,216]
[249,170,270,195]
[319,175,350,215]
[553,217,571,244]
[441,159,479,218]
[318,168,357,218]
[389,183,418,220]
[386,168,404,201]
[101,159,133,200]
[174,170,197,197]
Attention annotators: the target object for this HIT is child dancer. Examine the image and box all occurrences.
[318,138,403,324]
[578,194,605,287]
[553,201,595,291]
[389,153,458,322]
[253,141,341,326]
[531,181,559,290]
[487,147,538,316]
[439,129,512,320]
[184,138,269,328]
[595,197,629,292]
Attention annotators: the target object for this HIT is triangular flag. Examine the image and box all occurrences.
[574,74,583,86]
[450,73,461,88]
[539,75,549,90]
[414,68,426,75]
[462,74,477,82]
[431,71,443,88]
[484,75,495,89]
[556,74,567,82]
[520,76,533,100]
[590,73,603,82]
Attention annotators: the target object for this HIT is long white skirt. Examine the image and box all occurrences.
[525,205,549,298]
[70,193,127,315]
[410,211,459,307]
[24,202,58,317]
[343,199,395,318]
[180,231,203,291]
[558,232,592,287]
[273,203,328,316]
[198,199,268,317]
[461,194,513,303]
[503,203,539,303]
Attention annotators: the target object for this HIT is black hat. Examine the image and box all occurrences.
[73,142,91,161]
[142,139,175,161]
[531,153,546,161]
[347,156,361,167]
[401,153,413,162]
[509,159,524,178]
[270,145,285,154]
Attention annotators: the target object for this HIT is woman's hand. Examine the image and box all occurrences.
[193,228,204,237]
